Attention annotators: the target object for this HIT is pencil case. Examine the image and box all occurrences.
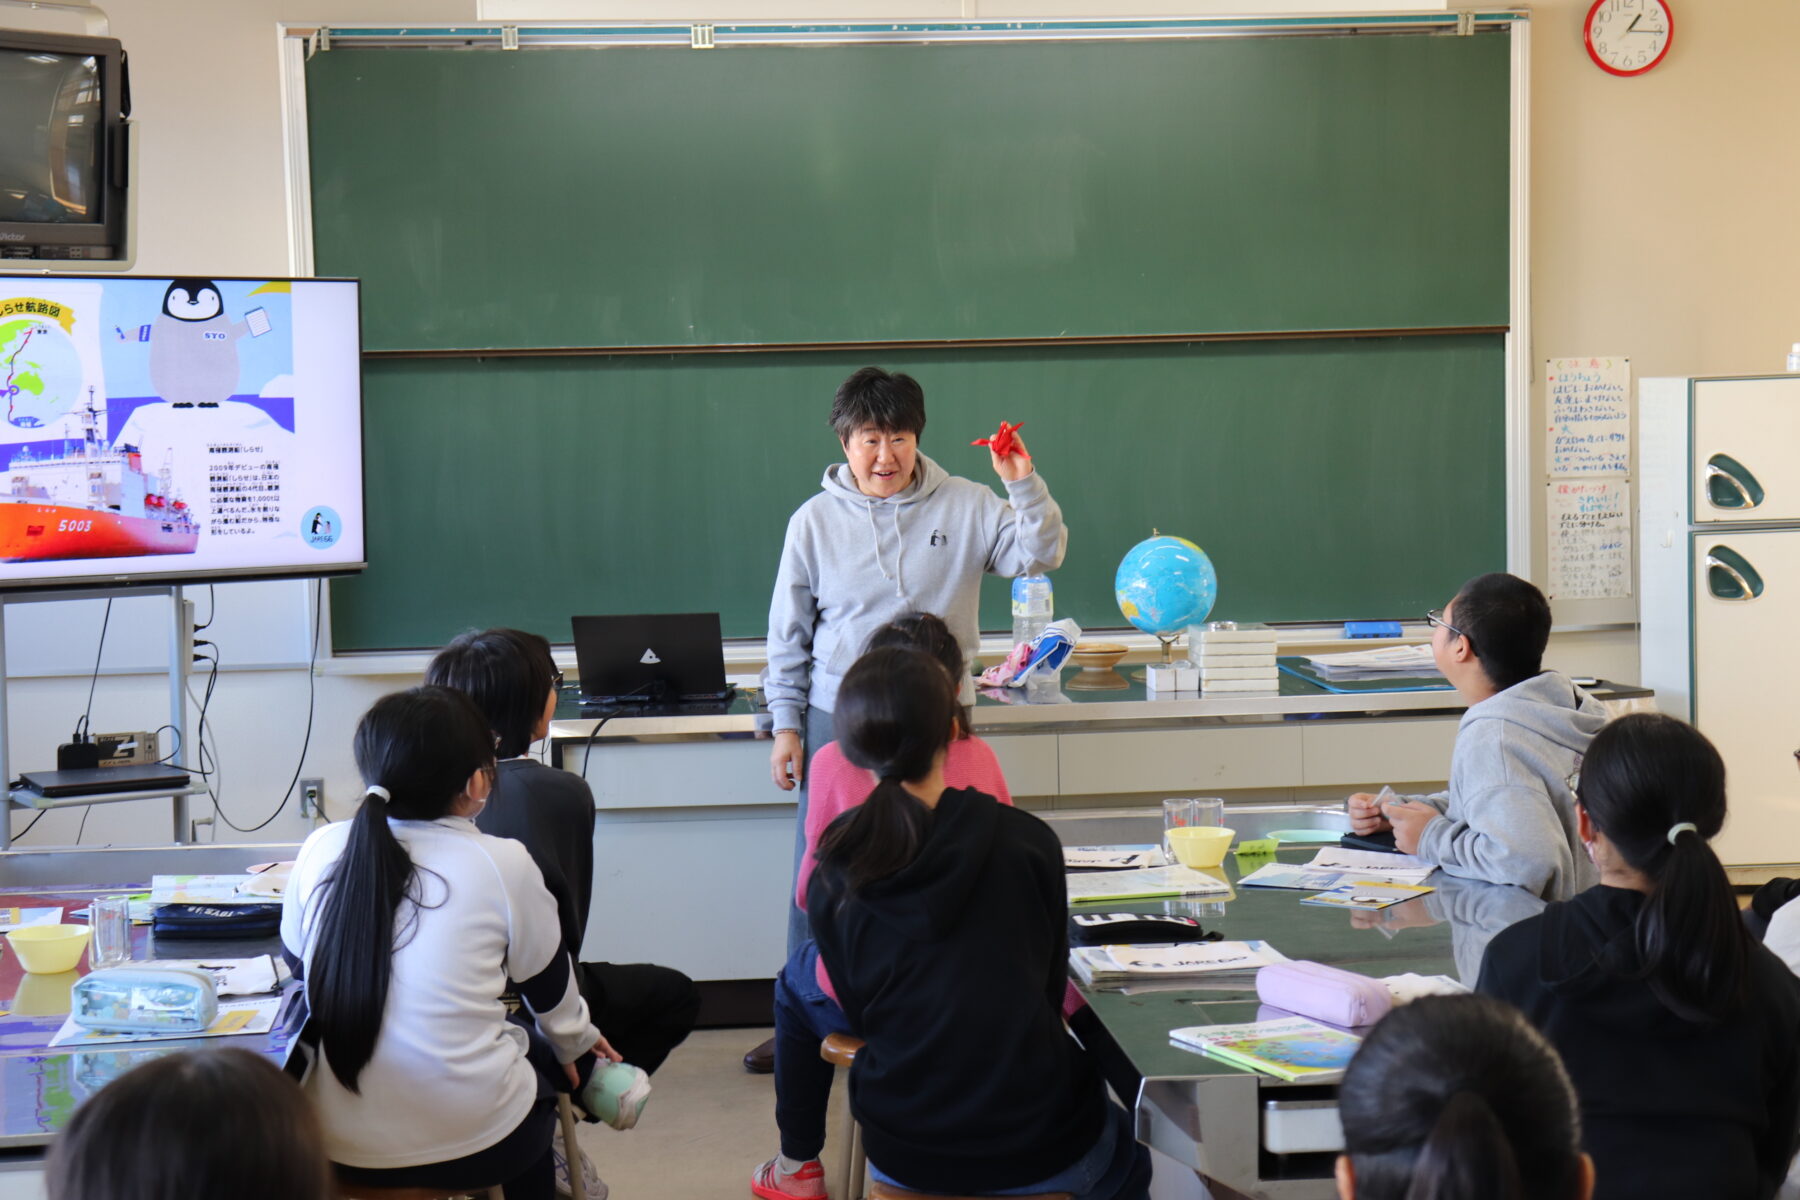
[71,966,219,1034]
[1256,960,1392,1029]
[151,903,283,940]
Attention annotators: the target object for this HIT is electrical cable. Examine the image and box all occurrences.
[10,808,47,843]
[195,584,217,632]
[75,804,91,845]
[215,584,319,834]
[579,716,614,780]
[75,599,113,739]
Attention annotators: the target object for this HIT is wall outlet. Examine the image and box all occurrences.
[93,731,159,767]
[300,778,324,818]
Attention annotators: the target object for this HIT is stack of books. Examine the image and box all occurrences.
[1189,623,1278,693]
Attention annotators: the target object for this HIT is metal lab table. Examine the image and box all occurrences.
[545,675,1645,984]
[1073,847,1546,1200]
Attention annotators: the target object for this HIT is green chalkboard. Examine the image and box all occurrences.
[306,34,1511,351]
[329,336,1505,650]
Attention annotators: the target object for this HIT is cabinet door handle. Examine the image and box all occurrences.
[1705,553,1760,602]
[1705,460,1761,510]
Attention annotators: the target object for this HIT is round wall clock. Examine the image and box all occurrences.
[1584,0,1674,77]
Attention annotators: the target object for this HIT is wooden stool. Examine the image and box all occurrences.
[869,1188,1072,1200]
[340,1095,589,1200]
[821,1033,868,1200]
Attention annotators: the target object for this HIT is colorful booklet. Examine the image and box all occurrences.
[1301,881,1435,910]
[1170,1016,1362,1082]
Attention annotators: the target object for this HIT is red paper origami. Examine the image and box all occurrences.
[972,420,1026,459]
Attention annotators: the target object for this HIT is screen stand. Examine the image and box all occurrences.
[0,586,198,849]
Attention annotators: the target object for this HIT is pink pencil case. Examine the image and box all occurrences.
[1256,960,1392,1029]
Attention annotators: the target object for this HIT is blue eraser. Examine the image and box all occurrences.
[1344,621,1404,639]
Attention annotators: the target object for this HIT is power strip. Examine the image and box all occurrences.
[93,730,160,768]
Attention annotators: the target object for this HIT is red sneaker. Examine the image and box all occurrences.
[749,1157,826,1200]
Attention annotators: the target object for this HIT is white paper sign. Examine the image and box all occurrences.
[1546,357,1631,476]
[1547,479,1632,600]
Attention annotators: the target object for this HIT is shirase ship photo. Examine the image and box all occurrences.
[0,389,198,562]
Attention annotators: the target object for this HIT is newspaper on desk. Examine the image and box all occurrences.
[1301,847,1435,886]
[1072,939,1288,986]
[1303,644,1443,679]
[0,907,64,933]
[1065,866,1233,905]
[1063,846,1162,870]
[151,955,289,997]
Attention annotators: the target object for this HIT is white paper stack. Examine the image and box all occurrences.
[1190,622,1278,693]
[1304,643,1442,680]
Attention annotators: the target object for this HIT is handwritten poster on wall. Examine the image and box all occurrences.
[1546,358,1631,477]
[1547,479,1631,601]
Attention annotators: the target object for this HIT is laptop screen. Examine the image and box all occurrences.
[570,613,730,703]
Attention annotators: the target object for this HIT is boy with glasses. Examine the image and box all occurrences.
[1347,573,1607,900]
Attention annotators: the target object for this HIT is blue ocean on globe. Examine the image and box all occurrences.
[1115,535,1218,635]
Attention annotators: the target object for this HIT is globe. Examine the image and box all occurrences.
[1115,535,1218,636]
[0,315,82,429]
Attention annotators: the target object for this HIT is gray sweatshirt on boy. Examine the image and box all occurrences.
[765,453,1066,733]
[1411,671,1608,901]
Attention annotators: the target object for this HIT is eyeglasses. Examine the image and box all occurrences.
[1425,609,1467,641]
[552,669,565,691]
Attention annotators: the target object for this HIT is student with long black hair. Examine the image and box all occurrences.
[1336,994,1593,1200]
[1478,713,1800,1200]
[801,647,1148,1200]
[281,686,615,1199]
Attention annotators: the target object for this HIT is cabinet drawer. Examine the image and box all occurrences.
[1057,726,1303,795]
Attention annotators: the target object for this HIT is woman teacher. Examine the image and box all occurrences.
[750,368,1066,1070]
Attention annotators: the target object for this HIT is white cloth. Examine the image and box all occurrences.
[282,814,597,1169]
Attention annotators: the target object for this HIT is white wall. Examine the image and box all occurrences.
[13,0,1792,844]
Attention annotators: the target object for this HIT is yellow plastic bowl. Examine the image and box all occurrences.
[7,924,90,974]
[1168,826,1235,870]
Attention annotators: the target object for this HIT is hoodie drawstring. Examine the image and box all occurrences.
[865,500,908,601]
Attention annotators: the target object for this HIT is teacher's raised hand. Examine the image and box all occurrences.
[990,434,1034,483]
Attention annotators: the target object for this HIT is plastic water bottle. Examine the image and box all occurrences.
[1787,343,1800,373]
[1011,574,1053,646]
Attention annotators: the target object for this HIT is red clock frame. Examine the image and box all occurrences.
[1584,0,1674,77]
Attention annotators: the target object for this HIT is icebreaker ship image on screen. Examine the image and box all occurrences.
[0,275,363,590]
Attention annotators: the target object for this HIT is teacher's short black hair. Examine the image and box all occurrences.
[426,627,557,759]
[1451,572,1552,692]
[831,367,926,443]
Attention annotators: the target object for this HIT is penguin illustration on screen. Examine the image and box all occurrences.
[149,278,253,408]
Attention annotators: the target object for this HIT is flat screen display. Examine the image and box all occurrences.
[0,48,103,224]
[0,276,364,589]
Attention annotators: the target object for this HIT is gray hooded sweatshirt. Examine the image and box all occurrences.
[1411,670,1608,901]
[764,452,1066,732]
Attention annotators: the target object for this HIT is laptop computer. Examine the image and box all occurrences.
[18,763,192,799]
[571,613,733,704]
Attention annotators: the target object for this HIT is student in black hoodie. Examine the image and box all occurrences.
[1477,713,1800,1200]
[801,646,1149,1200]
[427,628,699,1074]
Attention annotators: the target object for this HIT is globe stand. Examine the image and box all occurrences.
[1130,631,1183,682]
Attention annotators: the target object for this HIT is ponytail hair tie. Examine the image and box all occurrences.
[366,785,392,802]
[1666,821,1698,845]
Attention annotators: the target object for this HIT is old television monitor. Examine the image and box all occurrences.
[0,30,130,263]
[0,274,364,590]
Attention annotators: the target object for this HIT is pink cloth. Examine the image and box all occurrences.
[799,736,1012,1003]
[795,738,1086,1018]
